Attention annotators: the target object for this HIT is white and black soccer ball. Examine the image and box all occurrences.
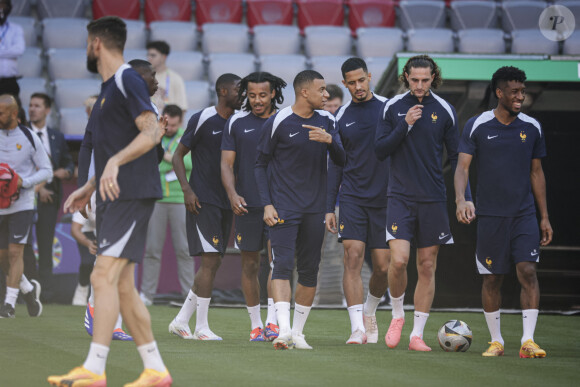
[437,320,472,352]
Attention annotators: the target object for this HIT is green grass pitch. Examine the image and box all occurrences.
[0,306,578,386]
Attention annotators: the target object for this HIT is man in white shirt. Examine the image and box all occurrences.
[0,0,25,98]
[147,40,187,112]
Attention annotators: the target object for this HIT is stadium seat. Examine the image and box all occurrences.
[457,29,506,54]
[18,78,48,114]
[144,0,192,24]
[247,0,294,29]
[501,1,548,32]
[556,1,580,29]
[406,28,455,53]
[124,49,148,62]
[195,0,243,28]
[511,29,559,54]
[10,16,37,47]
[398,0,446,31]
[42,18,88,50]
[296,0,345,32]
[304,26,352,57]
[53,79,102,109]
[184,81,212,110]
[93,0,141,20]
[207,53,257,84]
[167,51,205,81]
[253,25,301,55]
[9,0,32,16]
[124,19,147,50]
[310,55,352,86]
[17,48,42,78]
[47,48,94,80]
[59,107,88,137]
[364,56,392,90]
[347,0,396,33]
[450,1,499,31]
[563,30,580,54]
[36,0,88,19]
[150,21,198,51]
[356,27,403,58]
[202,23,250,54]
[259,54,309,85]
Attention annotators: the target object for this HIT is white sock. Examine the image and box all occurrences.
[347,304,365,333]
[484,310,504,345]
[83,343,109,375]
[363,292,381,317]
[5,287,19,307]
[521,309,539,345]
[275,302,291,336]
[246,304,263,330]
[19,275,33,294]
[88,285,95,307]
[175,290,197,325]
[195,296,211,332]
[137,341,166,373]
[391,293,405,319]
[410,311,429,339]
[114,314,123,330]
[266,298,277,325]
[291,303,311,336]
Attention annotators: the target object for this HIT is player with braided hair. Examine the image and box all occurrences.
[221,71,286,341]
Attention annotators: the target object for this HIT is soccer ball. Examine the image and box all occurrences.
[437,320,472,352]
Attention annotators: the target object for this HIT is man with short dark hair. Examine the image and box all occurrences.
[455,66,552,358]
[28,92,74,301]
[146,40,187,111]
[325,83,343,115]
[49,16,172,386]
[0,0,25,98]
[255,70,345,350]
[168,73,241,341]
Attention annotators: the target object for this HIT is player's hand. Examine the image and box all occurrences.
[158,115,168,142]
[230,194,249,216]
[64,184,94,214]
[184,188,201,215]
[456,199,476,224]
[88,239,97,255]
[325,212,337,233]
[540,217,553,246]
[38,187,54,204]
[53,168,70,180]
[100,160,120,201]
[264,205,279,227]
[405,104,424,126]
[304,124,332,144]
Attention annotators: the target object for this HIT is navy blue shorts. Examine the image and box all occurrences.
[338,201,389,250]
[0,210,34,248]
[234,207,266,252]
[386,197,453,248]
[269,210,325,287]
[96,199,155,263]
[476,213,540,275]
[186,202,233,256]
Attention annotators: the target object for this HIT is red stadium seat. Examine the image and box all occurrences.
[195,0,243,28]
[296,0,345,32]
[144,0,191,25]
[347,0,396,34]
[93,0,140,20]
[247,0,294,29]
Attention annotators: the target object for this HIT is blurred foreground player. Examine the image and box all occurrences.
[455,66,552,358]
[255,70,345,350]
[48,17,172,386]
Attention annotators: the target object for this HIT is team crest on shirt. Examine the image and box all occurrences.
[485,257,492,269]
[339,223,344,232]
[391,223,398,234]
[276,218,285,224]
[520,131,527,142]
[212,236,219,246]
[431,112,438,123]
[236,233,242,244]
[100,98,106,108]
[16,143,22,150]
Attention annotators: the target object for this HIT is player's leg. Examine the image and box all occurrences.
[385,239,410,348]
[190,253,222,339]
[140,202,168,306]
[168,203,194,299]
[36,201,58,301]
[342,238,367,343]
[241,250,264,341]
[264,239,279,341]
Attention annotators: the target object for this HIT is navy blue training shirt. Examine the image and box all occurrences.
[327,94,389,213]
[459,110,546,217]
[255,107,346,213]
[221,111,268,208]
[375,91,471,202]
[180,106,229,209]
[89,64,161,201]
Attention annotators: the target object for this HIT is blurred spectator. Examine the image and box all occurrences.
[146,41,187,112]
[325,84,344,115]
[0,0,25,98]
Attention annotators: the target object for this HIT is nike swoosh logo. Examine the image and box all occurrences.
[99,242,110,248]
[438,234,450,240]
[13,234,23,239]
[398,113,406,116]
[530,252,539,256]
[487,135,498,139]
[244,129,255,133]
[289,132,299,137]
[212,131,222,135]
[346,122,355,127]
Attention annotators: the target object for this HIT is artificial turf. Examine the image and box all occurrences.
[0,305,578,386]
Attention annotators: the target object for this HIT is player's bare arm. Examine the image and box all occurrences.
[221,150,248,216]
[530,158,553,246]
[100,111,167,201]
[263,204,278,227]
[304,124,332,144]
[454,152,476,224]
[325,212,337,233]
[172,142,201,215]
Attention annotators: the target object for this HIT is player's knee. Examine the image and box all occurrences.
[272,257,293,281]
[297,270,318,287]
[517,263,537,284]
[390,256,408,272]
[343,253,363,272]
[372,262,389,279]
[417,258,436,276]
[242,259,260,277]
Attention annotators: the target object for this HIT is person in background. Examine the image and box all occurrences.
[0,0,25,98]
[147,40,187,112]
[325,84,344,115]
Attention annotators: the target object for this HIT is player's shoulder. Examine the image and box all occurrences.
[516,113,542,135]
[271,106,294,133]
[228,110,252,133]
[114,64,143,97]
[335,100,352,122]
[373,94,388,103]
[430,91,456,124]
[315,109,336,122]
[382,91,409,118]
[186,106,217,131]
[466,110,495,137]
